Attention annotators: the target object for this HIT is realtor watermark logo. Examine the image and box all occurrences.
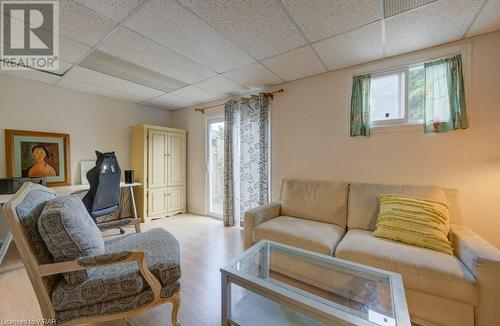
[1,0,59,71]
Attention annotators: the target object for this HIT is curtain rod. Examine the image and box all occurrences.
[194,88,284,114]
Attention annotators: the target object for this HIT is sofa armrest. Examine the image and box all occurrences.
[243,202,281,250]
[450,224,500,326]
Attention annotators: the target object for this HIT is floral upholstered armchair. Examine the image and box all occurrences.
[2,183,181,325]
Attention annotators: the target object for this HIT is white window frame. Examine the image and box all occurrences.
[347,43,472,134]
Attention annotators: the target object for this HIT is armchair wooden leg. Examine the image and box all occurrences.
[171,292,181,326]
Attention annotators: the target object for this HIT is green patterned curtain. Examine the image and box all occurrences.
[350,74,371,137]
[424,54,468,133]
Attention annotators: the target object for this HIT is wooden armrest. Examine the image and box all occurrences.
[38,250,142,275]
[38,250,162,298]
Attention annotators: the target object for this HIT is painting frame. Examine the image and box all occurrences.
[80,160,95,185]
[5,129,71,187]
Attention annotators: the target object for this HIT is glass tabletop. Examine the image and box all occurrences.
[227,241,398,326]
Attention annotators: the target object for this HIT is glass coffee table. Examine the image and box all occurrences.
[221,240,410,326]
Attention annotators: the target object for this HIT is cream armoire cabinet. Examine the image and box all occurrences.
[131,124,186,221]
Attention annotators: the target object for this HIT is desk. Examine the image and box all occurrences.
[0,182,141,265]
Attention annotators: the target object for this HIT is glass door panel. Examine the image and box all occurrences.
[207,118,224,218]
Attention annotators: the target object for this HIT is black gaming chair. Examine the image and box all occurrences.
[79,151,139,234]
[83,151,121,219]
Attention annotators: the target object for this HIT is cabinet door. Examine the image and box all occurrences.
[167,132,185,187]
[167,187,184,212]
[148,130,168,189]
[148,188,168,216]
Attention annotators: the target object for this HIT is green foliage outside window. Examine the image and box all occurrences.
[408,67,425,122]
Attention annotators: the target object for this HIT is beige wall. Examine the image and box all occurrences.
[0,74,171,182]
[171,30,500,249]
[0,74,171,240]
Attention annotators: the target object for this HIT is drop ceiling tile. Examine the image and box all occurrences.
[1,41,74,75]
[384,0,483,57]
[262,46,326,81]
[98,27,216,84]
[170,85,218,102]
[467,0,500,37]
[59,36,91,64]
[58,77,143,102]
[66,66,163,100]
[313,22,383,70]
[52,61,74,75]
[281,0,381,42]
[0,68,61,85]
[194,75,247,96]
[74,0,144,22]
[59,0,117,46]
[223,63,283,89]
[4,2,115,47]
[143,93,199,110]
[178,0,307,59]
[125,0,254,73]
[1,35,88,66]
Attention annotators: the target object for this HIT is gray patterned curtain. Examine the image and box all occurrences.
[223,95,270,227]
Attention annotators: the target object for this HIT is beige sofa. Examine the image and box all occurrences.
[243,179,500,326]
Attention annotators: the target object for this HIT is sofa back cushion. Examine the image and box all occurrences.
[442,188,462,224]
[280,179,348,227]
[348,183,448,231]
[38,195,105,284]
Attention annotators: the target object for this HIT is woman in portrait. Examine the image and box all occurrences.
[28,145,57,177]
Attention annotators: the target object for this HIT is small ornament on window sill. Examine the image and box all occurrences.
[432,118,441,133]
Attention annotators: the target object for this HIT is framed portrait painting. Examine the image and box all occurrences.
[5,130,71,186]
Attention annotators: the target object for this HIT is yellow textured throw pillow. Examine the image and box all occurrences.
[373,194,453,255]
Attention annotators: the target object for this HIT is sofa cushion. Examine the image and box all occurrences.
[253,216,345,256]
[335,229,478,305]
[348,183,448,231]
[51,228,181,311]
[38,196,105,284]
[280,179,348,227]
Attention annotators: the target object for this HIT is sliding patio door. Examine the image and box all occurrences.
[206,117,225,219]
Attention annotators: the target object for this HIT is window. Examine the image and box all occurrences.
[369,65,425,127]
[370,71,405,124]
[349,44,470,136]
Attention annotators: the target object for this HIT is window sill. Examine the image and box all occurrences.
[370,123,423,134]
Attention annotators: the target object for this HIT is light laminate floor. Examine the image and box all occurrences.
[0,214,243,326]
